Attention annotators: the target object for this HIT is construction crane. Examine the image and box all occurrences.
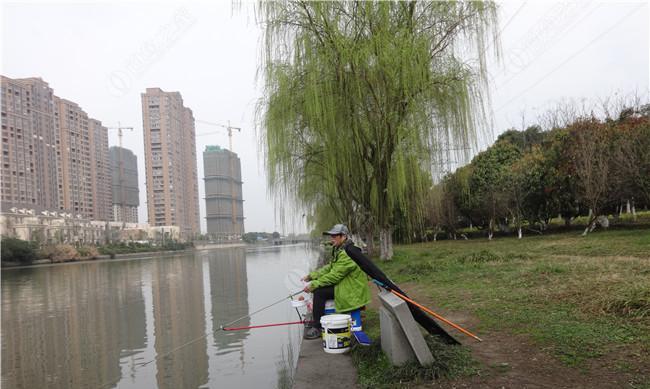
[107,123,134,223]
[195,119,242,232]
[195,119,241,152]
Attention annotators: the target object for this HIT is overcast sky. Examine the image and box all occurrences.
[2,1,648,234]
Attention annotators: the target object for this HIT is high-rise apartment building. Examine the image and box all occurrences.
[141,88,200,238]
[1,77,58,210]
[110,146,139,223]
[55,99,111,220]
[203,145,244,237]
[89,118,111,221]
[0,76,111,220]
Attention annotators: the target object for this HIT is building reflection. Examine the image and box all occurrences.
[2,249,255,389]
[1,262,146,389]
[207,247,250,359]
[150,253,209,389]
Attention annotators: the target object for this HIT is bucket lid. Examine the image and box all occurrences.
[291,299,306,308]
[320,314,351,326]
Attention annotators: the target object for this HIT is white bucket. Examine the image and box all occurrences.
[324,299,336,314]
[320,314,352,354]
[291,299,306,308]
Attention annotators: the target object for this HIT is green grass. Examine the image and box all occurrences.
[351,310,478,388]
[352,229,650,386]
[397,230,649,361]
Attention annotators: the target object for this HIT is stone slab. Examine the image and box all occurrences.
[292,336,357,389]
[379,306,417,365]
[378,290,433,366]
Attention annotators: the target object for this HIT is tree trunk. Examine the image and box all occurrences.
[352,233,365,250]
[379,228,393,260]
[582,215,597,236]
[363,228,375,257]
[488,219,494,240]
[518,227,522,239]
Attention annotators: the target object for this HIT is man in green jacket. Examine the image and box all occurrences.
[302,224,371,339]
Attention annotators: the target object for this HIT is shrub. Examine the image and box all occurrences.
[39,245,55,260]
[77,245,100,259]
[50,244,79,262]
[1,237,38,264]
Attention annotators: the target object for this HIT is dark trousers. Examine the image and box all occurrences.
[312,285,335,329]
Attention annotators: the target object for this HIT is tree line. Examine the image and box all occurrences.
[256,1,647,259]
[420,107,650,241]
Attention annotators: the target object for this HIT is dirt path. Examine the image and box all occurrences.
[369,283,646,388]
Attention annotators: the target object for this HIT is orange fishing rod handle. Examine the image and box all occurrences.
[390,289,482,342]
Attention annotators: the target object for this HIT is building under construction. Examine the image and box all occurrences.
[203,145,244,238]
[109,146,139,223]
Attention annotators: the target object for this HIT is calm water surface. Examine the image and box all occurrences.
[2,245,317,389]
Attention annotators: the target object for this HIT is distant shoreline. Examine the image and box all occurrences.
[1,243,248,270]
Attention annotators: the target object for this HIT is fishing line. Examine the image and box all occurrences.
[218,289,304,330]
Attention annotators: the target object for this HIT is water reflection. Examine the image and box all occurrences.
[1,262,146,389]
[208,248,250,356]
[1,245,316,389]
[151,253,208,389]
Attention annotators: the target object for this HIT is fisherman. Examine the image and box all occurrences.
[302,224,371,340]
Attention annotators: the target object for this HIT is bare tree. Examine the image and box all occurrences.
[570,120,613,235]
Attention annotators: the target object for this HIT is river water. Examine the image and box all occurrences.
[1,244,318,389]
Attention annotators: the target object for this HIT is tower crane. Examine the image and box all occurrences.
[195,120,241,152]
[195,119,242,233]
[107,123,134,222]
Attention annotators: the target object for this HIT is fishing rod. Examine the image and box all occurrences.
[218,289,304,330]
[222,320,306,331]
[98,289,305,389]
[372,279,482,342]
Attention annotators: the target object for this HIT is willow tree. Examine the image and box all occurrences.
[258,1,498,259]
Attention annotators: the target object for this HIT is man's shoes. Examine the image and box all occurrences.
[303,327,321,340]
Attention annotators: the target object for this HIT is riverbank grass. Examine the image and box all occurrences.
[351,229,649,386]
[351,310,477,388]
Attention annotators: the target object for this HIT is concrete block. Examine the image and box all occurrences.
[378,290,434,366]
[379,306,416,365]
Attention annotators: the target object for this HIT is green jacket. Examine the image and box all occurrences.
[309,242,371,312]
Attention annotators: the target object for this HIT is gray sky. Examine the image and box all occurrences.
[2,1,648,234]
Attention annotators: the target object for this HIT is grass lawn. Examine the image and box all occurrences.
[351,229,650,388]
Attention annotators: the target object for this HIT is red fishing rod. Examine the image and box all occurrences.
[222,291,314,331]
[97,289,308,389]
[222,320,312,331]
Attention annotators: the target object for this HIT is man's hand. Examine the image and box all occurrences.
[303,283,313,293]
